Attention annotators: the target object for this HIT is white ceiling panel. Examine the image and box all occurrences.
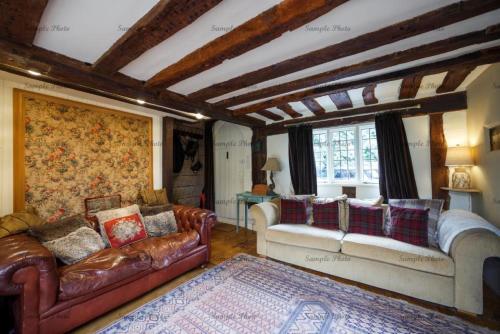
[456,64,491,91]
[348,88,365,108]
[416,72,448,99]
[374,79,403,104]
[205,9,500,102]
[314,96,337,113]
[289,102,314,118]
[120,0,282,80]
[34,0,159,63]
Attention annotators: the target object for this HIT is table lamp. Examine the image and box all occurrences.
[261,157,281,195]
[445,146,474,189]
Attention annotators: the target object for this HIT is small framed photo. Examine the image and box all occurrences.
[490,125,500,151]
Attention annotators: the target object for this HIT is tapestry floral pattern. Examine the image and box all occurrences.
[22,95,152,221]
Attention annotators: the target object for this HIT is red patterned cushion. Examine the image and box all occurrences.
[389,206,429,247]
[348,204,384,236]
[280,198,307,224]
[102,213,148,248]
[312,201,340,230]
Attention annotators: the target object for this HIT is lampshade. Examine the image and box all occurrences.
[445,146,474,166]
[261,157,281,171]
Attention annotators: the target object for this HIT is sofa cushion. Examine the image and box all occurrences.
[102,213,148,248]
[143,210,177,237]
[347,205,384,236]
[43,227,105,265]
[266,224,344,253]
[280,198,308,224]
[389,206,429,247]
[125,229,200,269]
[58,248,151,301]
[29,214,89,242]
[341,233,454,277]
[312,200,341,230]
[387,199,444,248]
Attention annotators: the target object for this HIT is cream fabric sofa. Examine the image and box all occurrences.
[250,202,500,315]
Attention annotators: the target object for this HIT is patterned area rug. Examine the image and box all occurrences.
[98,254,494,334]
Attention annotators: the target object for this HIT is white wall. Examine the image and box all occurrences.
[0,70,171,216]
[466,63,500,226]
[266,112,468,200]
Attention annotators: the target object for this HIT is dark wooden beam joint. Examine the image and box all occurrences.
[0,0,48,45]
[264,92,467,135]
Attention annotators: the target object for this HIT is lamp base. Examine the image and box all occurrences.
[452,167,471,189]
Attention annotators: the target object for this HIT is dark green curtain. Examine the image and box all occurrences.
[375,112,419,200]
[288,125,317,195]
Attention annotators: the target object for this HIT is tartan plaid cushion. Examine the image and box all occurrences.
[280,198,308,224]
[312,201,340,230]
[386,199,444,247]
[389,206,429,247]
[348,204,384,236]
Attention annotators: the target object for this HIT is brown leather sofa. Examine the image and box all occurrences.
[0,205,216,334]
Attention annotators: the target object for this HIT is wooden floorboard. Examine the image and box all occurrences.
[73,222,499,332]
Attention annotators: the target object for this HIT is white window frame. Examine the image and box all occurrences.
[314,123,378,185]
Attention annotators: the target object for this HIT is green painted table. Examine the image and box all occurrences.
[236,192,279,232]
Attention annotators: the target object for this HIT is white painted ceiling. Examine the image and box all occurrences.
[31,0,498,124]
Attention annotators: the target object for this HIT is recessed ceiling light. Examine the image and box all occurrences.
[195,113,204,119]
[136,99,145,105]
[27,70,41,76]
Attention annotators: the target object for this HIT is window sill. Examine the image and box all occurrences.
[317,182,379,187]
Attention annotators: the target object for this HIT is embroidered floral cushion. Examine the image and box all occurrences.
[102,213,148,248]
[312,201,341,230]
[143,211,178,237]
[389,206,429,247]
[42,227,105,265]
[280,198,308,224]
[347,204,384,236]
[95,204,143,246]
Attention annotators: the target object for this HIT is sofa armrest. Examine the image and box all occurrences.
[250,202,279,232]
[172,205,217,261]
[450,229,500,314]
[250,203,279,256]
[0,233,58,333]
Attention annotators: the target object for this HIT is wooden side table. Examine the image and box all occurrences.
[236,192,279,232]
[440,187,480,212]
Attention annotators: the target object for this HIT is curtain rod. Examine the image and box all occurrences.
[283,104,422,127]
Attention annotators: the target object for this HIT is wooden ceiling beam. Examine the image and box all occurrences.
[436,66,475,93]
[231,45,500,116]
[301,98,325,115]
[256,110,284,121]
[362,84,378,105]
[0,38,264,127]
[399,75,423,99]
[145,0,349,88]
[265,92,467,135]
[93,0,222,74]
[329,91,352,109]
[190,0,500,101]
[217,23,500,107]
[277,104,302,118]
[0,0,48,45]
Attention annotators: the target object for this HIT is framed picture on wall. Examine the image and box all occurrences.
[490,125,500,151]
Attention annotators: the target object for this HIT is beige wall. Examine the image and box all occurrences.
[466,63,500,226]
